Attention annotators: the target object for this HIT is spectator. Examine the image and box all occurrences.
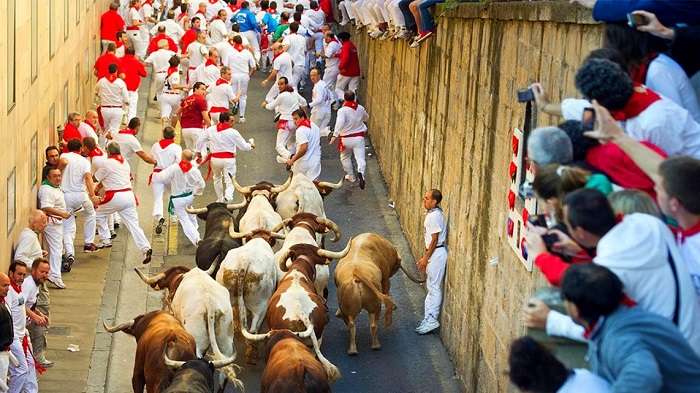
[7,261,39,393]
[608,189,661,218]
[570,0,700,27]
[335,32,361,103]
[560,263,700,391]
[13,210,48,266]
[408,0,445,48]
[508,336,610,393]
[526,126,573,173]
[0,273,12,391]
[533,164,613,200]
[22,259,52,368]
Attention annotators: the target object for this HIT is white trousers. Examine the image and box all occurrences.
[151,180,169,220]
[265,83,280,104]
[8,339,37,393]
[172,194,200,246]
[153,73,167,99]
[322,66,340,96]
[63,191,96,255]
[388,0,406,27]
[336,75,360,100]
[231,73,250,117]
[241,31,261,62]
[0,351,10,392]
[311,111,331,137]
[291,64,306,90]
[96,191,151,252]
[182,128,202,151]
[276,126,296,159]
[127,91,139,123]
[424,248,447,322]
[44,222,64,281]
[101,107,124,134]
[211,157,237,202]
[339,136,367,177]
[159,93,182,120]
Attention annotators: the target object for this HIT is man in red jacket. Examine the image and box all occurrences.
[94,43,120,79]
[100,2,125,51]
[119,47,148,122]
[335,32,361,103]
[146,25,178,55]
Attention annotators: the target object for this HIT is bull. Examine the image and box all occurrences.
[231,176,291,238]
[275,173,343,221]
[185,201,247,276]
[135,266,242,390]
[162,355,236,393]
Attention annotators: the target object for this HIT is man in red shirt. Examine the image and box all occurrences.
[177,82,211,150]
[94,43,120,79]
[335,32,361,102]
[61,113,84,153]
[146,25,178,55]
[179,17,202,55]
[119,47,148,123]
[100,2,125,51]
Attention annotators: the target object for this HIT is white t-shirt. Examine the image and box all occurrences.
[333,104,369,137]
[208,19,229,44]
[293,123,322,180]
[273,52,293,82]
[647,54,700,123]
[282,33,307,67]
[14,228,42,265]
[39,184,67,213]
[324,40,341,69]
[678,230,700,299]
[151,141,182,170]
[310,80,333,114]
[6,287,27,340]
[151,19,186,43]
[127,7,143,27]
[558,369,611,393]
[225,47,256,75]
[265,90,307,120]
[78,122,99,142]
[94,156,133,190]
[112,132,144,162]
[21,278,40,310]
[163,70,182,93]
[96,77,129,106]
[151,161,206,195]
[187,42,209,69]
[197,125,254,156]
[424,208,447,248]
[207,82,237,110]
[145,49,177,74]
[195,63,221,87]
[60,152,91,193]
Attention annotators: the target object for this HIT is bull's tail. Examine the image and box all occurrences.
[235,267,250,339]
[352,271,397,328]
[301,316,341,383]
[399,263,427,284]
[205,302,243,392]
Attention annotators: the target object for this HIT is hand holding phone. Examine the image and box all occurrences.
[627,12,648,28]
[582,107,596,131]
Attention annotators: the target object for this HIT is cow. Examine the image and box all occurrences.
[231,176,291,238]
[162,354,236,393]
[185,201,247,275]
[271,212,341,298]
[135,266,242,390]
[217,228,285,364]
[275,173,343,221]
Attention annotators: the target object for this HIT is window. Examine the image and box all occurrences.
[31,0,38,82]
[50,0,55,58]
[7,0,16,112]
[30,133,38,187]
[64,0,69,41]
[49,103,57,144]
[63,82,69,121]
[6,168,16,236]
[76,0,81,25]
[75,64,80,108]
[84,48,90,84]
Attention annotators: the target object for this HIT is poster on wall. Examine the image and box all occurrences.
[505,128,538,271]
[7,168,16,235]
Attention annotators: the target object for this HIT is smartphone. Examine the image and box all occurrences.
[627,12,648,28]
[527,214,548,228]
[517,88,534,103]
[582,107,596,131]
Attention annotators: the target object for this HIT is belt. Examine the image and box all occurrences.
[210,152,235,159]
[209,106,228,113]
[337,131,365,152]
[168,191,193,215]
[126,26,140,31]
[147,168,163,185]
[436,244,445,249]
[101,105,122,108]
[163,91,180,95]
[99,188,133,206]
[156,70,167,74]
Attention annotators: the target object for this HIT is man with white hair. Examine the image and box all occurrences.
[151,149,205,246]
[94,143,153,264]
[95,64,130,135]
[207,66,239,124]
[193,48,221,87]
[150,126,183,235]
[14,211,48,266]
[144,39,177,101]
[526,126,573,173]
[39,168,70,289]
[224,35,256,123]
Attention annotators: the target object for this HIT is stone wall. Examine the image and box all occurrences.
[353,2,602,391]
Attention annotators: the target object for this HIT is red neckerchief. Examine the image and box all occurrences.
[88,147,104,158]
[233,43,245,52]
[64,122,82,142]
[343,100,358,110]
[106,73,118,82]
[215,78,228,86]
[159,138,175,149]
[609,84,661,121]
[179,160,193,173]
[296,118,311,128]
[116,41,124,49]
[216,122,231,132]
[272,51,283,62]
[109,154,125,163]
[209,0,218,3]
[229,3,239,12]
[630,53,659,85]
[205,59,217,67]
[85,120,97,132]
[142,0,153,5]
[268,8,276,14]
[9,281,21,295]
[130,4,141,10]
[680,220,700,243]
[167,66,178,77]
[119,128,137,135]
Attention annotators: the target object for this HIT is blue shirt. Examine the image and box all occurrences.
[233,8,261,33]
[261,12,279,33]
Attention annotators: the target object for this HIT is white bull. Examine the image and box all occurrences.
[232,177,291,240]
[275,173,343,221]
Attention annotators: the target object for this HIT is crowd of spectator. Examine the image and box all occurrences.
[507,1,700,392]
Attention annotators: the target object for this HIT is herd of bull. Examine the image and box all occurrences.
[102,172,425,393]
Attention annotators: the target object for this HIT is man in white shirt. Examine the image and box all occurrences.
[287,109,322,180]
[308,67,333,136]
[330,91,369,188]
[208,8,229,44]
[193,48,221,87]
[0,272,13,391]
[196,112,255,202]
[95,64,130,135]
[262,43,294,103]
[224,35,256,123]
[415,189,447,335]
[321,31,341,96]
[94,143,153,264]
[111,118,158,166]
[14,211,48,266]
[21,259,51,370]
[7,261,38,393]
[281,22,308,91]
[264,78,308,159]
[144,39,177,101]
[126,0,148,58]
[38,168,70,289]
[78,117,100,145]
[186,31,209,85]
[149,127,183,234]
[58,140,102,268]
[150,10,186,43]
[205,0,227,21]
[152,150,206,245]
[206,66,239,124]
[160,56,187,126]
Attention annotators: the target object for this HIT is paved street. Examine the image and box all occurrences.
[46,72,461,393]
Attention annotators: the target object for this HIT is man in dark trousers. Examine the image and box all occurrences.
[0,272,13,391]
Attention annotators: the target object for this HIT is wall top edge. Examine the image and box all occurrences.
[439,1,598,24]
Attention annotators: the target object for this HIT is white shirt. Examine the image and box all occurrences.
[78,122,99,143]
[60,152,92,193]
[7,286,27,340]
[208,19,229,44]
[163,69,182,93]
[282,33,307,67]
[324,39,341,69]
[310,80,333,114]
[127,7,143,27]
[150,140,182,170]
[424,208,447,248]
[145,49,177,74]
[647,54,700,123]
[334,104,369,137]
[205,1,226,21]
[38,184,67,216]
[207,81,237,110]
[197,125,254,156]
[111,132,143,162]
[224,46,256,75]
[21,278,40,310]
[305,9,325,29]
[193,12,208,30]
[187,42,208,70]
[141,3,156,28]
[94,156,133,190]
[293,123,322,180]
[265,90,307,120]
[14,228,43,265]
[96,77,129,106]
[195,62,221,86]
[677,230,700,300]
[558,369,611,393]
[151,161,206,195]
[272,52,293,82]
[150,19,186,42]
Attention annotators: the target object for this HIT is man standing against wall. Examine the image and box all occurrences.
[416,189,447,335]
[0,273,13,391]
[7,261,39,393]
[14,211,48,266]
[39,168,70,290]
[21,259,51,369]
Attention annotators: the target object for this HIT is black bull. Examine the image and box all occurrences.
[195,203,243,276]
[163,360,217,393]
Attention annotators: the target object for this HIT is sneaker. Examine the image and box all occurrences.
[358,173,365,190]
[415,320,428,332]
[83,243,100,253]
[154,217,166,235]
[62,255,75,273]
[97,242,113,250]
[36,353,54,368]
[239,116,246,123]
[417,319,440,335]
[114,222,120,229]
[410,31,433,48]
[48,277,66,289]
[142,249,153,264]
[276,155,288,164]
[110,231,117,240]
[344,175,357,183]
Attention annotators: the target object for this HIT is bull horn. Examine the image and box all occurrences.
[185,205,208,214]
[317,238,353,261]
[295,320,315,338]
[103,319,134,333]
[271,218,292,233]
[270,174,293,193]
[205,259,219,277]
[228,225,252,240]
[270,232,286,240]
[232,177,252,195]
[317,177,344,189]
[134,268,165,287]
[241,328,272,342]
[211,355,238,369]
[316,217,341,242]
[163,352,185,369]
[226,200,247,211]
[277,248,292,272]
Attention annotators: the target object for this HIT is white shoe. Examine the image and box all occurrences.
[48,277,66,289]
[239,116,246,123]
[415,319,428,332]
[344,175,357,183]
[276,155,288,164]
[417,319,440,335]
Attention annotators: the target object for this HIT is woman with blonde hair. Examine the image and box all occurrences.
[608,189,661,218]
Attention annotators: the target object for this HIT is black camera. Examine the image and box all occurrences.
[517,88,535,103]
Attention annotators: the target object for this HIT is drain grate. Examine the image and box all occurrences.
[48,326,71,336]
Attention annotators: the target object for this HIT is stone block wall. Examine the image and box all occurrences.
[353,2,602,391]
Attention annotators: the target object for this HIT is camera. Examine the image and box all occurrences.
[517,88,535,103]
[582,107,596,131]
[627,12,648,28]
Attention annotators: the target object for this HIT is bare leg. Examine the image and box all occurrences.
[369,312,381,350]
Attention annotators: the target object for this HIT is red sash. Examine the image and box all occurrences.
[100,188,134,206]
[210,152,235,158]
[609,84,661,121]
[337,131,365,152]
[147,168,162,185]
[210,106,228,113]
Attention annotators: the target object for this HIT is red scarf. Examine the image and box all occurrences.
[179,160,193,173]
[63,122,82,142]
[343,100,358,110]
[159,138,175,149]
[205,59,217,67]
[209,0,218,3]
[609,84,661,121]
[106,73,118,83]
[229,4,239,12]
[233,43,245,52]
[217,122,231,131]
[167,66,178,77]
[88,147,104,158]
[9,281,21,295]
[630,53,659,85]
[119,128,137,135]
[142,0,153,5]
[680,220,700,243]
[116,41,124,49]
[130,4,141,10]
[109,154,125,163]
[296,118,311,128]
[215,78,228,86]
[272,51,283,62]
